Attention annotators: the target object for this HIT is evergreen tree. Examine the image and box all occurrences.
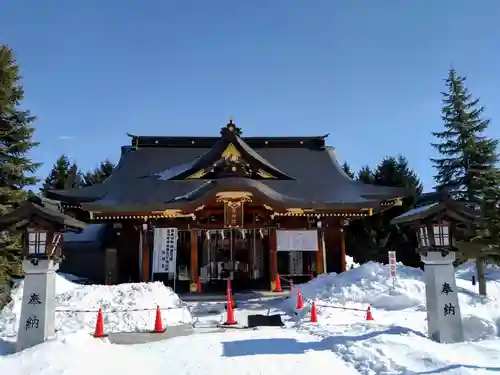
[348,155,423,268]
[341,161,355,179]
[357,165,374,184]
[0,45,40,293]
[431,69,499,200]
[431,68,500,295]
[374,156,423,197]
[41,155,81,196]
[82,159,115,186]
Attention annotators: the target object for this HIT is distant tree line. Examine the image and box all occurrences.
[40,156,115,196]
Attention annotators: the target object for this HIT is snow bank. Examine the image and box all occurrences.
[290,262,425,310]
[287,261,500,341]
[0,274,192,340]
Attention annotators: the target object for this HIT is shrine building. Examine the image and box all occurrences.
[48,119,405,292]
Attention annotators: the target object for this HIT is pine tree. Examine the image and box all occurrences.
[431,69,499,200]
[431,68,500,295]
[357,165,374,184]
[82,159,115,186]
[0,45,40,293]
[374,156,423,197]
[41,155,81,196]
[341,161,355,179]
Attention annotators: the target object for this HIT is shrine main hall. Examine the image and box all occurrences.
[50,119,404,292]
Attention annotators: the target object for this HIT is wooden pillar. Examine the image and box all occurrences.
[316,228,325,274]
[141,229,151,282]
[269,228,278,291]
[339,227,347,272]
[190,229,198,292]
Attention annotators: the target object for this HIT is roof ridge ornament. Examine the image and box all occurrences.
[221,117,242,137]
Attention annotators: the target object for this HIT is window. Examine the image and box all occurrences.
[417,226,430,247]
[433,224,450,246]
[28,232,47,255]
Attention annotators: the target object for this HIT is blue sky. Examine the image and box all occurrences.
[1,0,499,191]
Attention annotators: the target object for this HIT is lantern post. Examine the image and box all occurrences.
[1,196,86,351]
[391,195,475,343]
[416,220,463,343]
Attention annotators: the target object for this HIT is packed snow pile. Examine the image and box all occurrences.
[291,261,426,310]
[0,274,192,339]
[286,261,500,340]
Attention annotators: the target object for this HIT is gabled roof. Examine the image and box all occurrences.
[154,120,295,180]
[391,195,477,226]
[48,120,407,212]
[1,196,87,232]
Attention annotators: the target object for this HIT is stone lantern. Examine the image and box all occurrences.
[1,196,86,351]
[391,193,476,343]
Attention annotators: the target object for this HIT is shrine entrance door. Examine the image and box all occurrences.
[199,228,270,292]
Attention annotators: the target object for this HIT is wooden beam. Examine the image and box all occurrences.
[141,230,150,282]
[269,228,278,291]
[190,229,198,292]
[339,227,347,272]
[316,228,324,274]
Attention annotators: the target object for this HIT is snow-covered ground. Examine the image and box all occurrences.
[1,262,500,374]
[285,261,500,374]
[0,328,361,375]
[0,273,192,343]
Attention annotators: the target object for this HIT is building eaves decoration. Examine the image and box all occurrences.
[152,119,297,181]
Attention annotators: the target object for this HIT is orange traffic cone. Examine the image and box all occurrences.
[224,292,237,325]
[93,308,106,338]
[296,289,304,309]
[226,279,236,309]
[310,301,318,323]
[153,305,166,333]
[274,273,283,292]
[196,278,202,293]
[365,306,374,321]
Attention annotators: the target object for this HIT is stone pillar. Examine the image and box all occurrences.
[16,259,59,352]
[421,250,464,343]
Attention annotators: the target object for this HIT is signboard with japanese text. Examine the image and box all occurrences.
[388,250,397,278]
[277,230,318,252]
[152,228,178,274]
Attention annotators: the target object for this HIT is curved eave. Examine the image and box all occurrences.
[325,146,412,200]
[165,178,304,210]
[235,136,295,180]
[46,187,105,204]
[2,201,87,232]
[169,136,296,181]
[81,178,386,214]
[47,146,131,204]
